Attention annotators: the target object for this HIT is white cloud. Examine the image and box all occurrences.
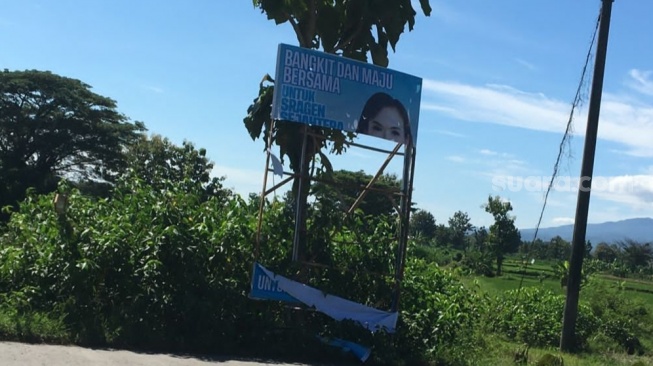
[490,173,653,214]
[598,96,653,157]
[478,149,514,158]
[543,196,575,208]
[422,80,570,133]
[142,85,164,94]
[479,157,537,184]
[591,174,653,210]
[338,147,376,163]
[434,129,466,138]
[446,155,466,163]
[479,149,498,156]
[515,58,536,71]
[587,206,649,225]
[626,69,653,96]
[552,217,575,225]
[446,148,540,190]
[422,103,459,114]
[422,78,653,157]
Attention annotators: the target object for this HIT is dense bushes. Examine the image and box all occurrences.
[0,179,270,350]
[2,174,651,364]
[486,287,598,349]
[395,258,482,364]
[458,250,495,277]
[0,177,484,364]
[584,283,651,355]
[409,244,459,267]
[485,285,652,355]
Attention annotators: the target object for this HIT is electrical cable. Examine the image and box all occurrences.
[517,6,603,292]
[530,10,602,244]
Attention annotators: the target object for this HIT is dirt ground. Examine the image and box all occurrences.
[0,342,317,366]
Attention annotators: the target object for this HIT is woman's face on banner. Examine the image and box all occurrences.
[367,106,405,143]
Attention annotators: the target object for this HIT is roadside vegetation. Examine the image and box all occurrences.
[2,2,653,362]
[1,174,652,365]
[0,117,651,365]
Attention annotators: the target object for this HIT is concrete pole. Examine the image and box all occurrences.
[560,0,614,352]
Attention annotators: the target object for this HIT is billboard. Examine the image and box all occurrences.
[271,43,422,146]
[249,262,300,303]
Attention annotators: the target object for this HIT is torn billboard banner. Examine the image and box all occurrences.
[252,262,398,333]
[249,262,300,303]
[271,43,422,146]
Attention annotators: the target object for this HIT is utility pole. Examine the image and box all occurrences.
[560,0,614,352]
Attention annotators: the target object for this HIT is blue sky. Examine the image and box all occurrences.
[2,0,652,230]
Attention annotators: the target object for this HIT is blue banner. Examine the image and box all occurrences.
[249,263,299,303]
[271,43,422,146]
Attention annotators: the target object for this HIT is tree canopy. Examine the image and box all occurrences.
[410,209,436,242]
[253,0,432,65]
[484,195,521,276]
[0,69,144,214]
[594,242,619,263]
[449,211,473,251]
[122,134,229,202]
[311,169,401,217]
[618,239,653,271]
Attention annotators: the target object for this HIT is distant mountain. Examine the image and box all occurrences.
[519,217,653,244]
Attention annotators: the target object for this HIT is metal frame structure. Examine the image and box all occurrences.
[253,120,417,313]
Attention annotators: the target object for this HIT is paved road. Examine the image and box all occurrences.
[0,342,319,366]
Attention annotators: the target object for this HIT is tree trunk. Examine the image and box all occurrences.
[295,159,311,263]
[496,255,503,276]
[291,125,316,266]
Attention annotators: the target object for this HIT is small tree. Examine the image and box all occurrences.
[484,195,521,276]
[123,134,230,202]
[448,211,473,252]
[547,236,572,261]
[410,209,436,243]
[617,239,653,272]
[434,223,452,247]
[593,242,619,263]
[471,226,489,252]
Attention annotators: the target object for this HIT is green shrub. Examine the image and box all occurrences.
[584,283,650,355]
[0,292,70,344]
[0,180,281,350]
[0,178,485,365]
[460,250,494,276]
[486,287,598,349]
[535,353,564,366]
[390,258,483,365]
[408,244,460,267]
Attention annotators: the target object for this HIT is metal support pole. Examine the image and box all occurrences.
[292,125,310,262]
[255,120,276,261]
[347,143,402,215]
[560,0,614,352]
[391,142,416,312]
